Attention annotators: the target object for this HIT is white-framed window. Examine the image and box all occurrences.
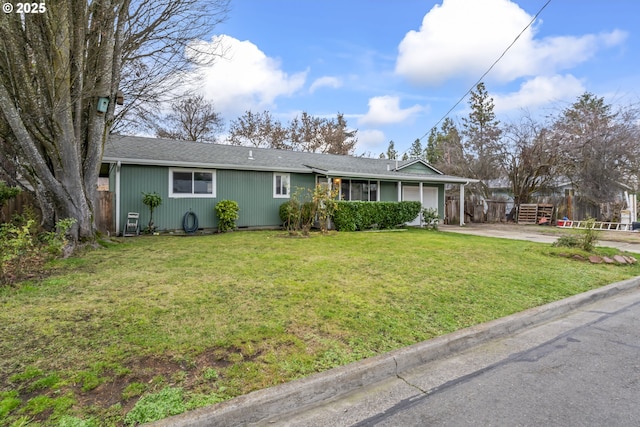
[273,172,290,198]
[338,179,379,201]
[169,168,216,198]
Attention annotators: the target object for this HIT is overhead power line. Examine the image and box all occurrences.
[415,0,552,145]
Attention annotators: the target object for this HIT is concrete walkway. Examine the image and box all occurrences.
[439,223,640,254]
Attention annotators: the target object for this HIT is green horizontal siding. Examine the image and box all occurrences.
[111,164,447,232]
[399,162,438,175]
[115,165,317,232]
[117,165,217,232]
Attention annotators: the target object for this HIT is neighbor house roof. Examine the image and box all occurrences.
[103,135,477,184]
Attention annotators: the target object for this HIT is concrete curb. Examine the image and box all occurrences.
[148,276,640,427]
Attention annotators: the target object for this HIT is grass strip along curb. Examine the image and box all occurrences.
[149,276,640,427]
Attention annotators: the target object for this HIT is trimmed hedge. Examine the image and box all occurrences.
[332,201,422,231]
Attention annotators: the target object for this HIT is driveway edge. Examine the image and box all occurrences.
[148,276,640,427]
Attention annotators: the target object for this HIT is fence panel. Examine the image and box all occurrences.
[96,191,114,235]
[2,191,114,235]
[1,192,39,222]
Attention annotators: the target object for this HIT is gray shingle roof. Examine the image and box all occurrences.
[103,135,477,184]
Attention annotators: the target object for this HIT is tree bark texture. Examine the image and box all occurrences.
[0,0,229,241]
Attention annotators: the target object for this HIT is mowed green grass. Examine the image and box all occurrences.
[1,229,639,425]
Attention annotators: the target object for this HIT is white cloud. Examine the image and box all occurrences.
[188,35,307,116]
[354,129,387,155]
[395,0,627,85]
[358,96,424,126]
[309,76,342,93]
[492,74,585,113]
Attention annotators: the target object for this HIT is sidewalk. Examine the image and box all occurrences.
[439,223,640,254]
[148,275,640,427]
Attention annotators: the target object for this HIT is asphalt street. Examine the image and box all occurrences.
[266,284,640,426]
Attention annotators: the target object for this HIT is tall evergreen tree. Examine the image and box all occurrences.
[386,140,398,160]
[408,138,423,159]
[426,118,464,175]
[461,83,503,197]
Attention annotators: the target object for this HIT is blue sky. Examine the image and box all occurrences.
[185,0,639,157]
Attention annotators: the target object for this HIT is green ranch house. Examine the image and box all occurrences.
[101,135,477,234]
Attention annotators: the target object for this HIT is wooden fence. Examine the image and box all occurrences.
[1,192,39,222]
[445,191,628,225]
[95,191,115,234]
[445,197,507,224]
[1,191,115,234]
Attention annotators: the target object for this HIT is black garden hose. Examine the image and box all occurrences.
[182,210,198,234]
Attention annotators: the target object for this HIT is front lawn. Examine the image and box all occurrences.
[1,229,638,425]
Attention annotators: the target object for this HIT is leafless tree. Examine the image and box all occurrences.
[155,95,224,142]
[499,115,559,206]
[550,93,640,204]
[0,0,230,242]
[227,111,357,155]
[227,111,289,149]
[289,112,356,155]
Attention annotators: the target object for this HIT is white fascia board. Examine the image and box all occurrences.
[324,170,479,184]
[101,157,312,174]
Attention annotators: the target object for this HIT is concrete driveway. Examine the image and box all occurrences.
[439,223,640,254]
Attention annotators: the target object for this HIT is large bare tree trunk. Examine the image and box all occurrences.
[0,0,229,243]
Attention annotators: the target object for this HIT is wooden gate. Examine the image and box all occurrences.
[95,191,115,235]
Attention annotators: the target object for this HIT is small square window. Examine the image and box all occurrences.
[274,173,290,198]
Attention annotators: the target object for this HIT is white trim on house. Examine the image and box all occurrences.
[115,161,121,234]
[168,168,217,198]
[273,172,291,198]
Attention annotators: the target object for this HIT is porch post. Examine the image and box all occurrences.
[397,181,402,201]
[459,183,465,226]
[115,161,121,235]
[419,182,424,227]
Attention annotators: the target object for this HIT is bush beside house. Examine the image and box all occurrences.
[215,200,240,232]
[332,201,422,231]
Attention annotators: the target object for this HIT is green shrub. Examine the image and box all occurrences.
[552,218,599,252]
[0,181,21,214]
[279,198,315,233]
[215,200,240,232]
[421,207,440,230]
[580,218,599,252]
[313,184,339,234]
[552,235,581,248]
[332,201,422,231]
[279,186,332,235]
[41,217,77,255]
[142,192,162,233]
[279,199,299,231]
[1,216,77,284]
